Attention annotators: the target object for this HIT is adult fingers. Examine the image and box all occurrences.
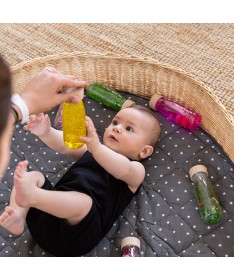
[43,66,60,74]
[57,87,85,104]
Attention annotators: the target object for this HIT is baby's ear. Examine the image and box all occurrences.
[139,145,154,159]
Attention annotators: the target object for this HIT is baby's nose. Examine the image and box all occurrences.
[113,125,121,133]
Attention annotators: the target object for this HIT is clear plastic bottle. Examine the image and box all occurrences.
[149,94,201,131]
[62,88,86,149]
[121,237,140,257]
[189,165,222,224]
[86,83,135,110]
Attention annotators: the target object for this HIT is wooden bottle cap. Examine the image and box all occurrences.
[121,99,135,109]
[64,87,84,99]
[149,94,162,110]
[121,237,140,249]
[189,165,208,180]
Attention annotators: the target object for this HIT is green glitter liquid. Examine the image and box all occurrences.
[194,178,222,224]
[86,83,126,110]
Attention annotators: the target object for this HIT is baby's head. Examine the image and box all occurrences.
[103,104,161,160]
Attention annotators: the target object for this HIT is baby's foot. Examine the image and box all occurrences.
[23,113,51,137]
[0,206,25,235]
[14,161,37,208]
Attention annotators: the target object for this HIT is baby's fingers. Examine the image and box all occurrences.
[44,114,51,126]
[79,135,91,143]
[85,116,96,133]
[23,113,46,131]
[23,115,37,130]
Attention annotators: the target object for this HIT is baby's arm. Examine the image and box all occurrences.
[81,117,145,191]
[24,113,87,159]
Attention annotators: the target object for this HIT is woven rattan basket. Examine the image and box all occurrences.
[10,52,234,163]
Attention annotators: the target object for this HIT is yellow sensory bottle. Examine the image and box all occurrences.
[62,88,86,149]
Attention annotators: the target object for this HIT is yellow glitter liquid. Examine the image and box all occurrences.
[62,100,86,149]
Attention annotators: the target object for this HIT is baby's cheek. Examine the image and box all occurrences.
[122,135,132,145]
[102,132,108,145]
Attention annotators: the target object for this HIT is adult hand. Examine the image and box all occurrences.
[20,66,86,115]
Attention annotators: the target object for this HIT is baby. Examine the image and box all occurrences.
[0,104,161,256]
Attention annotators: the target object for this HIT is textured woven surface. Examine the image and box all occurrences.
[9,52,234,164]
[0,23,233,117]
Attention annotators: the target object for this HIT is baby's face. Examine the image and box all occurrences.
[103,108,152,160]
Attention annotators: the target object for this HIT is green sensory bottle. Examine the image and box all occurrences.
[86,82,135,110]
[189,165,222,224]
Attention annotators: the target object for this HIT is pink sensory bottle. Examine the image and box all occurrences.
[149,94,201,131]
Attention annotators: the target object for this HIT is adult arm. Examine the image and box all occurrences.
[10,67,86,123]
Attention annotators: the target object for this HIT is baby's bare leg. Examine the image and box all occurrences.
[0,161,45,235]
[13,161,92,226]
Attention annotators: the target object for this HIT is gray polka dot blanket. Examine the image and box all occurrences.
[0,92,233,257]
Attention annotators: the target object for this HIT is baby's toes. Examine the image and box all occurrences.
[0,211,9,224]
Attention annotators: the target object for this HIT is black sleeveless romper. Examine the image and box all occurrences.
[26,151,136,256]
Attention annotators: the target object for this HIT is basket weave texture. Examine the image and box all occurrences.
[1,23,233,118]
[10,52,234,163]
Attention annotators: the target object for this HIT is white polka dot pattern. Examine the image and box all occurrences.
[0,92,233,257]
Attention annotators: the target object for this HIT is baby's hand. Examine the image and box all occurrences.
[80,116,101,154]
[23,113,51,137]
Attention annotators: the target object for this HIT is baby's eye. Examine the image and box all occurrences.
[126,126,133,132]
[112,119,118,125]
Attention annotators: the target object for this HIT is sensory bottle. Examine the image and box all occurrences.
[62,88,86,149]
[86,83,135,110]
[149,94,201,131]
[121,237,140,257]
[189,165,222,224]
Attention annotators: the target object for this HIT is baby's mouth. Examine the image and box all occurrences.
[109,134,118,142]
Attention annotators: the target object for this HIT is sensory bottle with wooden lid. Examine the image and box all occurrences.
[149,94,201,131]
[121,237,140,257]
[189,165,222,224]
[86,82,135,110]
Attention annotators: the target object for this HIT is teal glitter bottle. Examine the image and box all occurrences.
[189,165,222,224]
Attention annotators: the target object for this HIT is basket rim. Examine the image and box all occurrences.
[10,51,234,127]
